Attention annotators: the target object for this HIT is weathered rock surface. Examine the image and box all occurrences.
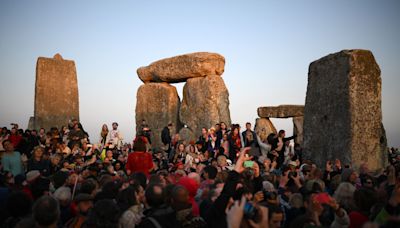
[293,116,304,146]
[254,118,277,141]
[179,127,196,144]
[258,105,304,118]
[137,52,225,83]
[32,54,79,131]
[135,83,182,149]
[303,49,386,170]
[180,75,231,137]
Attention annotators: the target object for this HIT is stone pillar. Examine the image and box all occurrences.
[254,118,277,141]
[135,83,181,149]
[33,53,79,131]
[179,75,231,137]
[303,49,386,170]
[293,117,304,146]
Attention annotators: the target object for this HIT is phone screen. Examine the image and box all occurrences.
[244,161,254,168]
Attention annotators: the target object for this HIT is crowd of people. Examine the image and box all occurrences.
[0,120,399,228]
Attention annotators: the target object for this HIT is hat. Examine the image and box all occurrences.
[74,193,94,202]
[26,170,40,183]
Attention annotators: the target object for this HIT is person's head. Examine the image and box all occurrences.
[32,196,60,227]
[268,205,284,228]
[201,127,208,135]
[53,186,72,207]
[215,123,220,131]
[220,122,227,130]
[33,146,44,159]
[145,184,164,208]
[170,185,190,211]
[75,194,94,215]
[102,124,108,131]
[341,168,358,184]
[232,127,239,136]
[168,122,173,129]
[217,155,227,167]
[112,122,118,130]
[50,154,61,166]
[203,165,218,180]
[246,122,251,130]
[278,130,285,138]
[361,176,375,188]
[2,139,14,152]
[178,143,185,152]
[86,199,120,228]
[334,182,356,209]
[132,137,147,152]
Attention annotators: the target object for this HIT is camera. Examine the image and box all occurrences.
[288,171,298,178]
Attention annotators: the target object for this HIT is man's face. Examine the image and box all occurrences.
[270,212,283,228]
[112,124,118,130]
[246,124,251,131]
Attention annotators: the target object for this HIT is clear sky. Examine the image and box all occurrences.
[0,0,399,147]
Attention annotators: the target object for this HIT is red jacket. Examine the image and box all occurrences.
[125,151,153,176]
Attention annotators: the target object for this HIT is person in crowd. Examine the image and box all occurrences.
[1,121,400,228]
[126,136,153,176]
[1,139,24,176]
[161,122,173,154]
[107,122,123,150]
[99,124,109,146]
[27,146,51,176]
[227,125,242,162]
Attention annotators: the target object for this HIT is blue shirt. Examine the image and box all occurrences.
[2,151,23,176]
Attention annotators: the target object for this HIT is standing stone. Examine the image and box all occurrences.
[293,117,304,146]
[303,50,386,170]
[254,118,277,141]
[179,127,196,144]
[32,53,79,131]
[135,83,181,149]
[180,75,231,137]
[137,52,225,83]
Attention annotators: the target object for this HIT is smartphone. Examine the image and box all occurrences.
[244,161,254,168]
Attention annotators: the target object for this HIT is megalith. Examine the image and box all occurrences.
[30,54,79,131]
[254,118,277,141]
[137,52,225,83]
[303,49,386,170]
[257,105,304,145]
[257,105,304,118]
[180,75,231,136]
[293,117,304,146]
[135,83,181,149]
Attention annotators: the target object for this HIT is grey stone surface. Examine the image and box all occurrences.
[179,75,231,137]
[303,49,386,170]
[33,53,79,131]
[257,105,304,118]
[293,116,304,146]
[135,83,182,149]
[137,52,225,83]
[179,127,196,145]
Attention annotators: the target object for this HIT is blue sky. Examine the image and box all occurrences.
[0,0,399,147]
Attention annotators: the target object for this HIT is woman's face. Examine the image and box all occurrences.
[179,144,185,152]
[202,128,207,135]
[221,123,226,130]
[102,124,108,131]
[233,128,239,135]
[34,148,43,158]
